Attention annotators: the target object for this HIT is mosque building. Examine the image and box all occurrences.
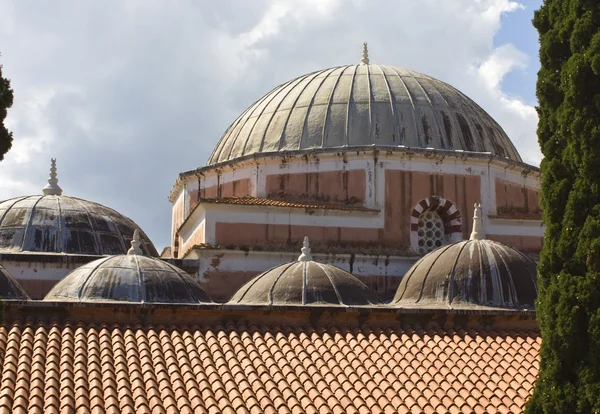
[0,45,542,412]
[168,43,542,301]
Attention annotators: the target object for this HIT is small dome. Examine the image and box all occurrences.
[229,237,381,306]
[45,231,210,303]
[0,264,30,300]
[0,160,158,256]
[208,45,521,165]
[391,204,538,309]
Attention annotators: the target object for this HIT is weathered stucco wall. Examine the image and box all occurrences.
[1,255,99,299]
[495,178,541,216]
[265,170,366,203]
[214,222,380,247]
[171,151,543,260]
[487,234,543,253]
[180,221,205,258]
[204,170,480,251]
[384,170,481,245]
[198,178,252,201]
[184,248,418,302]
[171,191,185,257]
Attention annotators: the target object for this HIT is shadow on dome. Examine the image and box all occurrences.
[0,159,159,256]
[0,264,30,300]
[207,46,522,166]
[44,230,211,304]
[391,203,538,310]
[228,237,382,306]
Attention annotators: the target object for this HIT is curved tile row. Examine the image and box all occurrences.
[0,318,540,413]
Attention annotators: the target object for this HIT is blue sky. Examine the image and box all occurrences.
[495,0,542,105]
[0,0,544,251]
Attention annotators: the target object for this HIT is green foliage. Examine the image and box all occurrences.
[0,56,14,161]
[527,1,600,412]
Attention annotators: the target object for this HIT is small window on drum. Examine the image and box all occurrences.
[417,210,445,254]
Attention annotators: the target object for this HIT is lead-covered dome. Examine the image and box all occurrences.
[0,264,30,300]
[208,45,521,165]
[45,231,210,303]
[391,204,538,309]
[229,237,381,306]
[0,160,158,256]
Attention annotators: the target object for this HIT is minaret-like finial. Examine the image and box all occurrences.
[127,229,144,255]
[298,236,313,262]
[360,42,369,65]
[42,158,63,196]
[470,203,485,240]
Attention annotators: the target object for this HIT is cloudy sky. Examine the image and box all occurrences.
[0,0,543,251]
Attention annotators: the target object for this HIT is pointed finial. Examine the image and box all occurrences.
[42,158,63,196]
[360,42,369,65]
[127,229,144,255]
[298,236,313,262]
[470,203,485,240]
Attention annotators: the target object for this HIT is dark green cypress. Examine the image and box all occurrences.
[527,0,600,412]
[0,56,14,161]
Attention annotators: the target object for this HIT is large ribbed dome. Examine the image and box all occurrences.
[208,60,522,165]
[229,237,381,306]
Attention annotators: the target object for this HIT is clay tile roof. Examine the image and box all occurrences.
[0,316,540,413]
[198,196,379,212]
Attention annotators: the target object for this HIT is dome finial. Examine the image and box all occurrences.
[127,229,143,255]
[470,203,485,240]
[42,158,63,196]
[360,42,369,65]
[298,236,313,261]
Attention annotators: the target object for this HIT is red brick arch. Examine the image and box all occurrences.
[410,196,463,253]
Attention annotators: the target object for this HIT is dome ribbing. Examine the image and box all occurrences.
[0,264,30,300]
[44,254,211,303]
[208,64,522,165]
[229,237,381,306]
[0,195,158,256]
[391,204,538,309]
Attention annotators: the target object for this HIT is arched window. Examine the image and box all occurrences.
[410,196,463,254]
[417,210,445,254]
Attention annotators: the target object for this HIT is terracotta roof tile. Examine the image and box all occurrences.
[197,196,379,212]
[0,319,540,413]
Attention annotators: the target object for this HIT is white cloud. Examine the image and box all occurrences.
[477,44,529,90]
[0,0,541,249]
[468,44,541,165]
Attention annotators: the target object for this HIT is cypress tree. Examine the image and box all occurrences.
[527,1,600,412]
[0,56,14,161]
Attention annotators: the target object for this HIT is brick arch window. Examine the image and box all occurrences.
[410,196,462,254]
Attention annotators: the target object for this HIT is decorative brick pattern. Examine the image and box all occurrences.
[410,196,463,252]
[0,319,539,413]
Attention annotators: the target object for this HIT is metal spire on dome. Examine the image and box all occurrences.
[470,203,485,240]
[127,229,143,255]
[42,158,63,196]
[360,42,369,65]
[297,236,313,261]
